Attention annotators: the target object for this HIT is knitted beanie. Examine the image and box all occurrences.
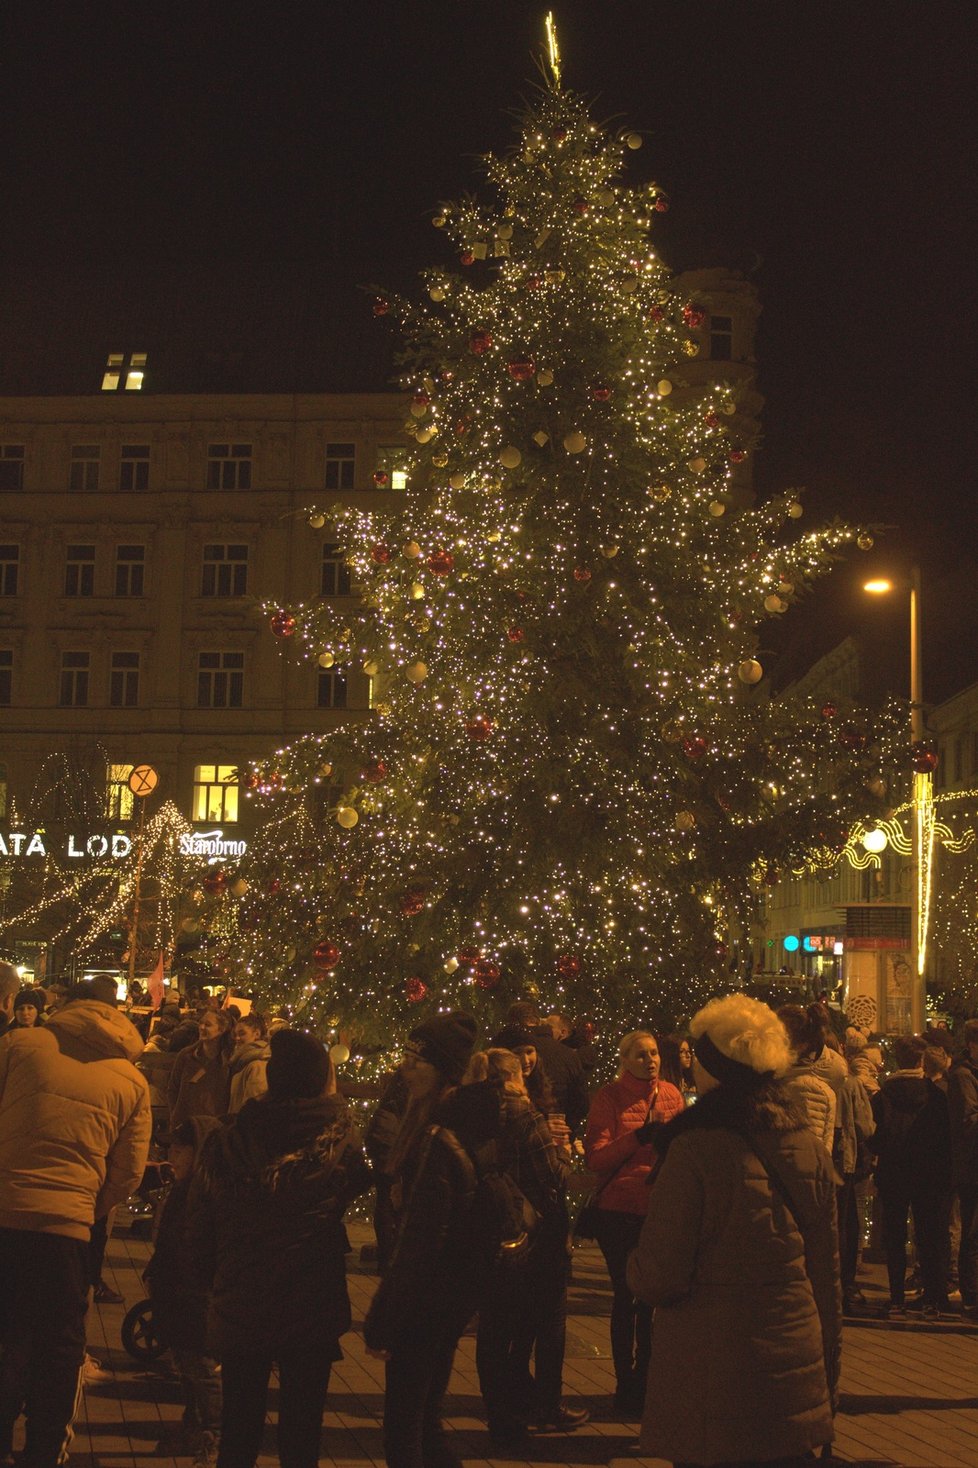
[408,1011,478,1083]
[491,1023,538,1052]
[266,1028,332,1100]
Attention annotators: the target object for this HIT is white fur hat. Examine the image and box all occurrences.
[689,993,791,1081]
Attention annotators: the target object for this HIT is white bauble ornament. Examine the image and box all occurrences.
[625,132,643,150]
[764,595,788,614]
[563,430,587,454]
[499,445,522,469]
[657,379,673,396]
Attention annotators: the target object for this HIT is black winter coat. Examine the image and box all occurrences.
[188,1093,371,1355]
[144,1176,208,1350]
[871,1071,951,1191]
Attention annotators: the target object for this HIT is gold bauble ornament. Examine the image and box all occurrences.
[662,719,683,743]
[429,285,446,301]
[409,401,428,418]
[405,661,429,683]
[601,545,620,558]
[403,541,422,558]
[308,512,326,529]
[649,482,671,502]
[318,762,333,778]
[563,430,587,454]
[764,595,788,613]
[487,530,502,543]
[857,533,874,550]
[722,399,737,416]
[499,445,523,469]
[230,877,249,898]
[536,368,555,386]
[496,223,513,241]
[621,275,639,293]
[317,652,335,669]
[625,131,643,150]
[375,702,392,716]
[433,214,447,228]
[682,339,700,357]
[336,807,359,829]
[415,427,435,443]
[709,501,726,517]
[544,270,565,286]
[362,659,379,677]
[738,659,764,685]
[409,582,425,600]
[777,580,794,596]
[532,430,549,447]
[688,457,708,473]
[443,956,460,974]
[431,452,448,468]
[448,472,466,489]
[596,186,616,207]
[787,501,804,519]
[330,1043,351,1065]
[865,776,887,799]
[657,379,673,396]
[675,809,697,831]
[180,918,199,934]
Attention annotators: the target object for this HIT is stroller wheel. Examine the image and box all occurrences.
[121,1298,167,1361]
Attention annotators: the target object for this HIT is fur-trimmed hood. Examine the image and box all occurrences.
[654,1080,805,1161]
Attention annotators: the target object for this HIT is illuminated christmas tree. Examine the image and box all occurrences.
[233,68,904,1041]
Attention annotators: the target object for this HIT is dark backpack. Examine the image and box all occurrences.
[437,1127,540,1269]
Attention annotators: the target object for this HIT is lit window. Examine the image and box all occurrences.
[325,442,356,491]
[102,354,124,392]
[709,315,733,361]
[120,445,150,492]
[0,544,19,597]
[115,545,145,597]
[0,446,25,491]
[192,764,240,823]
[101,352,147,392]
[0,650,11,707]
[321,542,351,597]
[106,764,135,821]
[109,652,140,708]
[69,445,100,492]
[207,444,252,490]
[59,652,90,707]
[201,544,248,597]
[375,444,409,490]
[317,670,348,709]
[65,544,96,597]
[197,652,244,709]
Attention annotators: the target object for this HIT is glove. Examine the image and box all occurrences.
[633,1119,661,1146]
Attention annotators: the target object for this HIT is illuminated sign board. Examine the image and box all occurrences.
[1,827,247,861]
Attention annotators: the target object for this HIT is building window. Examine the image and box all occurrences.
[709,315,733,361]
[0,545,19,597]
[324,442,356,491]
[197,652,244,709]
[321,542,351,597]
[69,445,101,492]
[65,544,96,597]
[0,446,25,491]
[192,764,240,823]
[102,352,146,392]
[207,443,252,490]
[115,544,145,597]
[0,650,11,706]
[106,763,135,821]
[317,670,348,709]
[375,444,409,491]
[109,652,140,708]
[120,445,150,492]
[59,652,90,707]
[201,544,248,597]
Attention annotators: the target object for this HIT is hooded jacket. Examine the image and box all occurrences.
[782,1062,836,1151]
[947,1056,978,1187]
[227,1038,270,1114]
[627,1082,840,1467]
[0,999,151,1239]
[870,1069,951,1191]
[188,1093,371,1354]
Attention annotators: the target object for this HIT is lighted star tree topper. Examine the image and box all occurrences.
[230,57,907,1040]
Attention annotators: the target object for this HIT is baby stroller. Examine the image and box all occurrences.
[121,1158,174,1362]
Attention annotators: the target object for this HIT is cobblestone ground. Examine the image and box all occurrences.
[36,1219,978,1468]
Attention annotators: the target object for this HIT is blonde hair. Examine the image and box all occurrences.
[463,1047,526,1095]
[690,994,791,1078]
[617,1029,656,1073]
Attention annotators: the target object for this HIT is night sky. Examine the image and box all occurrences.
[2,1,976,697]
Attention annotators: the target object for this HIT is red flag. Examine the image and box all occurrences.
[146,951,165,1011]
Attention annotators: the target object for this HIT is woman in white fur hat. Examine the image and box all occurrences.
[627,993,840,1468]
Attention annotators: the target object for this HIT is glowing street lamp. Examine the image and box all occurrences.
[863,566,926,1030]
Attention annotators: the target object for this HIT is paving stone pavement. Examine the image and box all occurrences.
[28,1218,978,1468]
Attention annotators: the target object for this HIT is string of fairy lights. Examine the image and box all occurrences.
[209,67,915,1042]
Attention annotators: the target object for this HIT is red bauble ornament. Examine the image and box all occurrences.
[704,412,720,428]
[506,626,525,643]
[459,250,475,266]
[682,736,708,762]
[837,725,868,752]
[573,567,592,583]
[648,305,665,322]
[507,357,536,381]
[469,331,493,355]
[457,947,480,967]
[763,865,781,886]
[265,878,282,895]
[400,886,426,917]
[654,196,669,212]
[372,470,390,487]
[474,957,501,989]
[820,702,838,720]
[312,939,340,971]
[911,741,939,774]
[591,383,612,402]
[203,869,227,896]
[524,275,543,291]
[427,549,455,576]
[552,127,568,142]
[372,298,390,316]
[557,954,581,979]
[270,611,296,638]
[361,758,388,785]
[682,304,706,328]
[454,418,472,437]
[572,196,589,215]
[244,771,260,790]
[466,714,494,742]
[412,391,431,407]
[405,976,428,1004]
[371,542,392,564]
[729,448,747,464]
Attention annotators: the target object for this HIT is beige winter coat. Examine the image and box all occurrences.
[627,1085,840,1467]
[783,1062,837,1150]
[0,999,151,1239]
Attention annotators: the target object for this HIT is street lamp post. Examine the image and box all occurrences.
[864,566,926,1032]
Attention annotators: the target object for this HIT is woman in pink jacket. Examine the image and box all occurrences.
[584,1030,684,1415]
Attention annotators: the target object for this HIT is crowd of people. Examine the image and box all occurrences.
[2,954,978,1468]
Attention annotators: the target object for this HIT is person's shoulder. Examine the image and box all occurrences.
[657,1079,685,1111]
